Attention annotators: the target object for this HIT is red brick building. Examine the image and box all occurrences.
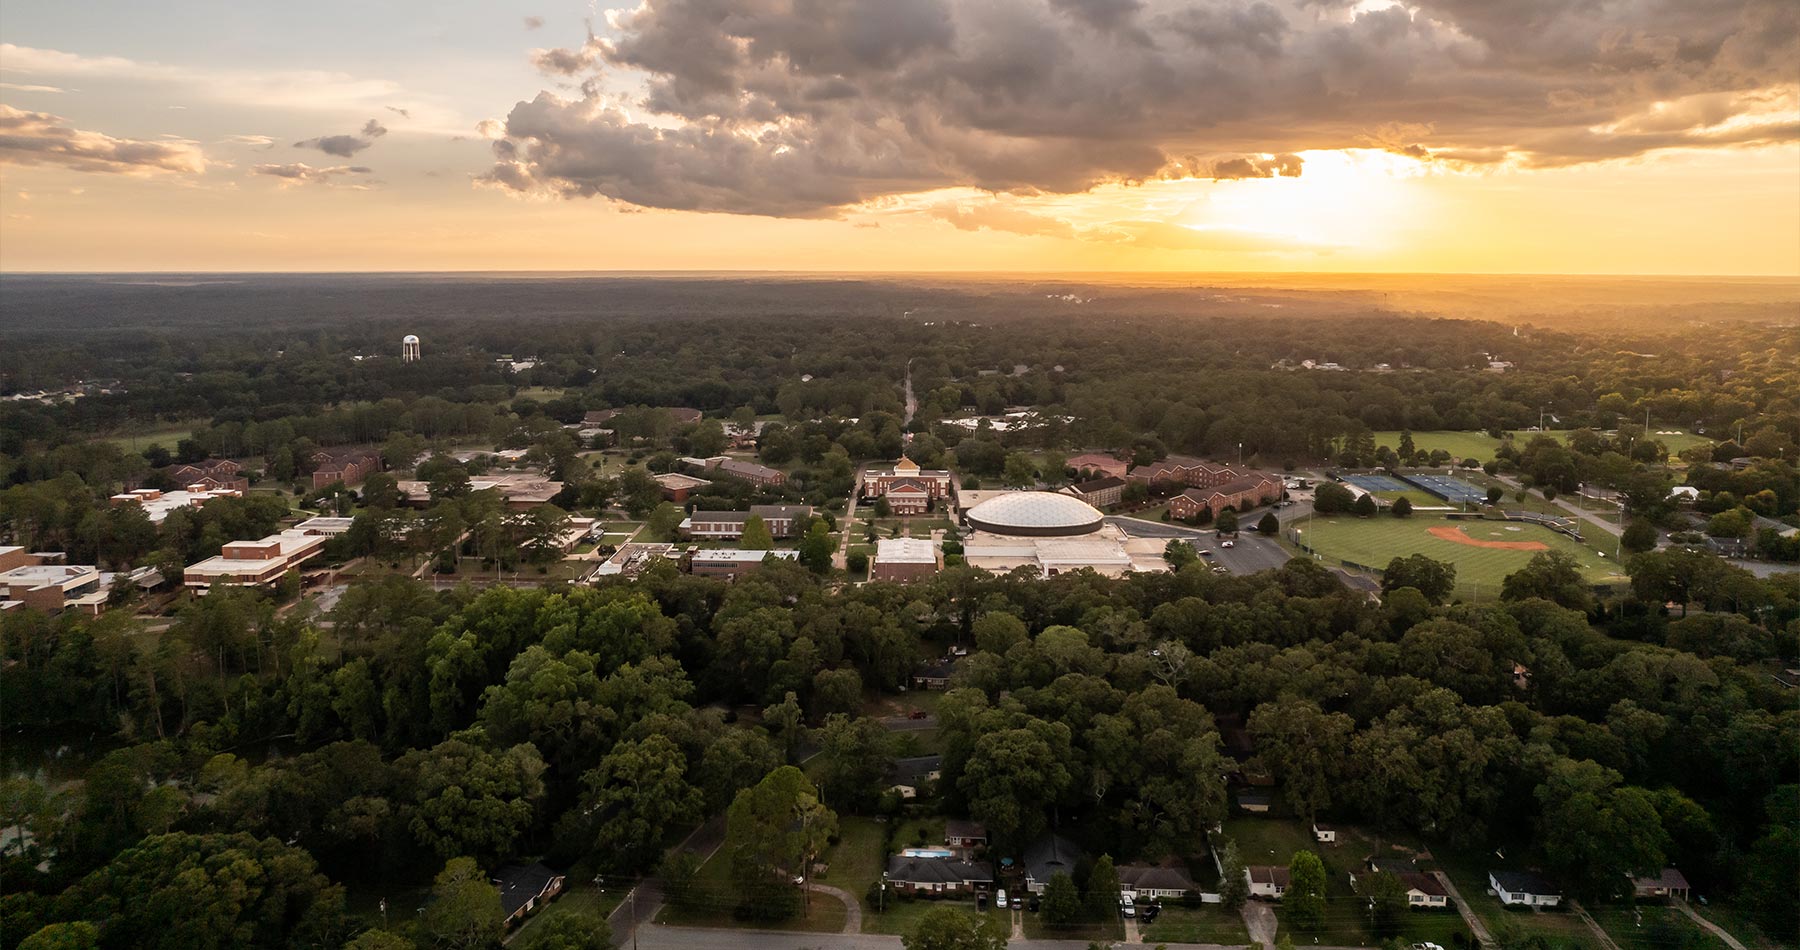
[162,459,248,492]
[714,457,786,487]
[1066,452,1128,480]
[1167,474,1284,521]
[1063,475,1126,509]
[863,457,952,508]
[310,449,381,488]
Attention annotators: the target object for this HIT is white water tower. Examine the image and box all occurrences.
[402,334,421,362]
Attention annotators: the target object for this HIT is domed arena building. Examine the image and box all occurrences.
[964,491,1105,537]
[958,490,1169,577]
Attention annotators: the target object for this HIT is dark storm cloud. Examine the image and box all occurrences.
[482,0,1800,215]
[294,118,388,157]
[0,104,205,173]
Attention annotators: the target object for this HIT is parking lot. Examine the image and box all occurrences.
[1106,515,1293,575]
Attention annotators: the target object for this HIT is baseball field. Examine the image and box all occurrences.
[1290,513,1627,596]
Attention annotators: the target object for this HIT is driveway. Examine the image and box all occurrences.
[1675,900,1749,950]
[1241,900,1279,948]
[805,882,861,934]
[1433,871,1495,947]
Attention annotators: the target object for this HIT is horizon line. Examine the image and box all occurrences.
[3,268,1798,281]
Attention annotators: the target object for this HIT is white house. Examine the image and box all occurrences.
[1312,823,1337,844]
[1247,865,1290,900]
[1400,872,1450,909]
[1489,870,1561,907]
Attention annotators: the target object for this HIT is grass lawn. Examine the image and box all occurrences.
[1022,912,1124,942]
[1591,903,1729,950]
[507,880,622,944]
[100,426,196,453]
[854,517,955,540]
[655,844,848,934]
[1220,816,1318,868]
[1291,514,1626,598]
[887,816,948,854]
[820,817,887,907]
[1140,904,1253,944]
[865,900,1010,937]
[1369,429,1714,462]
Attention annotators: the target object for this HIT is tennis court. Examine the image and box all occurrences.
[1342,474,1410,492]
[1403,473,1488,504]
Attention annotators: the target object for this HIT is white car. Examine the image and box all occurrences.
[1120,893,1136,918]
[1221,539,1235,548]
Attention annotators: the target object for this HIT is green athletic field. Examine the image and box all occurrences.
[1289,514,1627,596]
[1367,429,1714,462]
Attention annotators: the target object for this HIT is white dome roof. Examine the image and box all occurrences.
[403,334,420,343]
[966,491,1104,536]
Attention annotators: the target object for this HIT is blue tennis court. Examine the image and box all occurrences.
[1343,474,1410,492]
[1402,473,1488,504]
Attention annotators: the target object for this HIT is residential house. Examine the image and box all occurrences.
[888,755,943,800]
[871,537,940,582]
[1167,474,1285,521]
[1247,866,1290,899]
[1063,475,1126,509]
[1489,870,1561,908]
[1066,453,1129,480]
[686,549,800,579]
[1629,868,1691,901]
[1313,823,1337,844]
[912,656,958,690]
[310,448,381,489]
[1397,873,1450,909]
[1119,861,1197,901]
[1353,862,1450,909]
[1236,790,1272,813]
[183,531,326,589]
[884,856,994,895]
[944,820,987,858]
[680,505,813,540]
[493,863,566,927]
[653,471,712,503]
[863,457,954,506]
[1022,833,1086,895]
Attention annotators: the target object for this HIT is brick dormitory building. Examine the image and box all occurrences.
[1129,456,1283,520]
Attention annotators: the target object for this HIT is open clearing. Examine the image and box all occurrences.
[1292,514,1626,595]
[1369,429,1714,462]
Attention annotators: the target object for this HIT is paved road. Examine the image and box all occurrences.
[607,815,728,942]
[1675,901,1748,950]
[1433,870,1495,947]
[1107,515,1293,575]
[629,922,1379,949]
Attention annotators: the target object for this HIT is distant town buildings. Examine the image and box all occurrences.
[396,473,564,510]
[110,486,243,524]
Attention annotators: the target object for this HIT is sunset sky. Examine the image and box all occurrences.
[2,0,1796,274]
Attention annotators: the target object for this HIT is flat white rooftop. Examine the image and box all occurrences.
[691,549,800,563]
[875,538,939,564]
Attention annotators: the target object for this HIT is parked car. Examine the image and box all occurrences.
[996,889,1009,910]
[1199,549,1213,557]
[908,709,928,720]
[1221,539,1235,548]
[1027,894,1040,913]
[1119,894,1136,918]
[1141,903,1161,923]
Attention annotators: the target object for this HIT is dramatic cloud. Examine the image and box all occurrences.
[0,104,206,174]
[481,0,1800,216]
[252,162,374,186]
[294,118,388,157]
